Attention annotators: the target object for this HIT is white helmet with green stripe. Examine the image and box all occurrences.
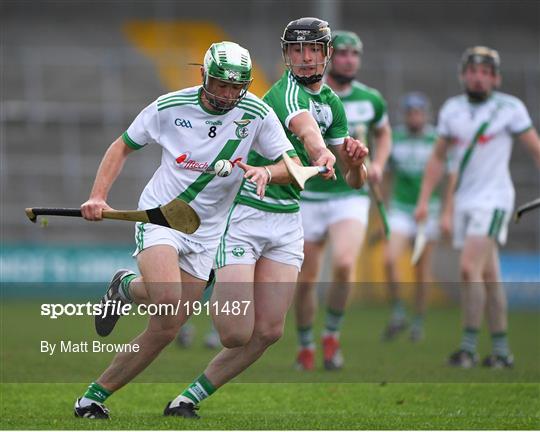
[202,41,253,112]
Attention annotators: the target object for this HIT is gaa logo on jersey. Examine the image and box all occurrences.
[175,152,210,172]
[234,119,251,139]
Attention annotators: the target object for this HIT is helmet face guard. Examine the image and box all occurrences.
[202,41,253,112]
[281,17,332,85]
[460,46,500,75]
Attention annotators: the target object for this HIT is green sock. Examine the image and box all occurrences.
[325,308,344,334]
[391,299,406,322]
[492,332,510,357]
[120,274,137,303]
[179,374,216,405]
[460,327,479,354]
[412,315,424,329]
[83,381,112,404]
[297,326,314,348]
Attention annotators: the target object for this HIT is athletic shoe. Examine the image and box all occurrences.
[204,329,221,349]
[322,335,344,370]
[295,346,315,371]
[381,319,408,341]
[95,269,135,337]
[409,326,424,343]
[163,401,200,419]
[176,324,195,348]
[447,349,479,368]
[482,354,514,369]
[74,398,110,419]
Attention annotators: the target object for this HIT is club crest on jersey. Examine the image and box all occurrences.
[175,152,209,172]
[234,119,251,139]
[232,247,245,257]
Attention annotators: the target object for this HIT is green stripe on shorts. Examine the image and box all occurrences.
[488,209,505,239]
[216,203,238,268]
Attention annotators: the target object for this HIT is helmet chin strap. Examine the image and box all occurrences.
[328,70,355,85]
[293,73,323,85]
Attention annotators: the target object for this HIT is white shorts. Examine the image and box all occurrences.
[453,207,511,249]
[133,222,215,281]
[388,207,439,241]
[215,203,304,271]
[300,195,370,242]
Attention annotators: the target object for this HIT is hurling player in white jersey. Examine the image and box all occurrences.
[416,46,540,369]
[73,41,297,419]
[169,18,368,419]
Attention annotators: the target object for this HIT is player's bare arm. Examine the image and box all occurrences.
[440,172,457,239]
[288,111,336,179]
[369,122,392,184]
[518,127,540,167]
[333,136,369,189]
[81,136,134,221]
[415,136,450,222]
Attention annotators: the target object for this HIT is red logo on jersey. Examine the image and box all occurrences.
[175,152,210,172]
[478,134,495,145]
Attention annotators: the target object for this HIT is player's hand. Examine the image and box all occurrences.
[439,209,453,240]
[312,147,336,180]
[368,161,383,184]
[81,198,113,221]
[344,137,369,166]
[237,161,270,199]
[414,201,429,224]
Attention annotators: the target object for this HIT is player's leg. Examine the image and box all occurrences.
[410,241,434,341]
[322,218,365,369]
[482,234,513,367]
[448,235,493,367]
[76,244,206,417]
[166,258,297,418]
[382,207,414,340]
[295,199,328,369]
[295,240,325,370]
[382,230,410,340]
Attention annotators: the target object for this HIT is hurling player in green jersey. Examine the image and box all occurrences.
[382,92,439,343]
[170,18,368,418]
[295,30,392,370]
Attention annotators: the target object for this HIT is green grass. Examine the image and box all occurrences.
[1,301,539,429]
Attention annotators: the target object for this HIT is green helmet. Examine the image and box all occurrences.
[202,41,253,112]
[332,31,363,54]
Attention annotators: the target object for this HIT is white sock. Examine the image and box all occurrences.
[169,395,195,407]
[79,396,102,407]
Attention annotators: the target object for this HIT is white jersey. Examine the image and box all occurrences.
[123,86,293,244]
[437,91,533,210]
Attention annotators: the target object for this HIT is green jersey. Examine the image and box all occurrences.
[302,80,388,201]
[235,71,349,213]
[389,124,440,213]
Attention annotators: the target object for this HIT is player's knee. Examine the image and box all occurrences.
[254,325,283,347]
[333,258,355,281]
[460,261,478,282]
[219,328,252,348]
[151,290,182,307]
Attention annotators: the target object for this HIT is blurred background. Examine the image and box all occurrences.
[1,0,539,290]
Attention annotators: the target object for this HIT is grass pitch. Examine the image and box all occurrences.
[1,301,539,429]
